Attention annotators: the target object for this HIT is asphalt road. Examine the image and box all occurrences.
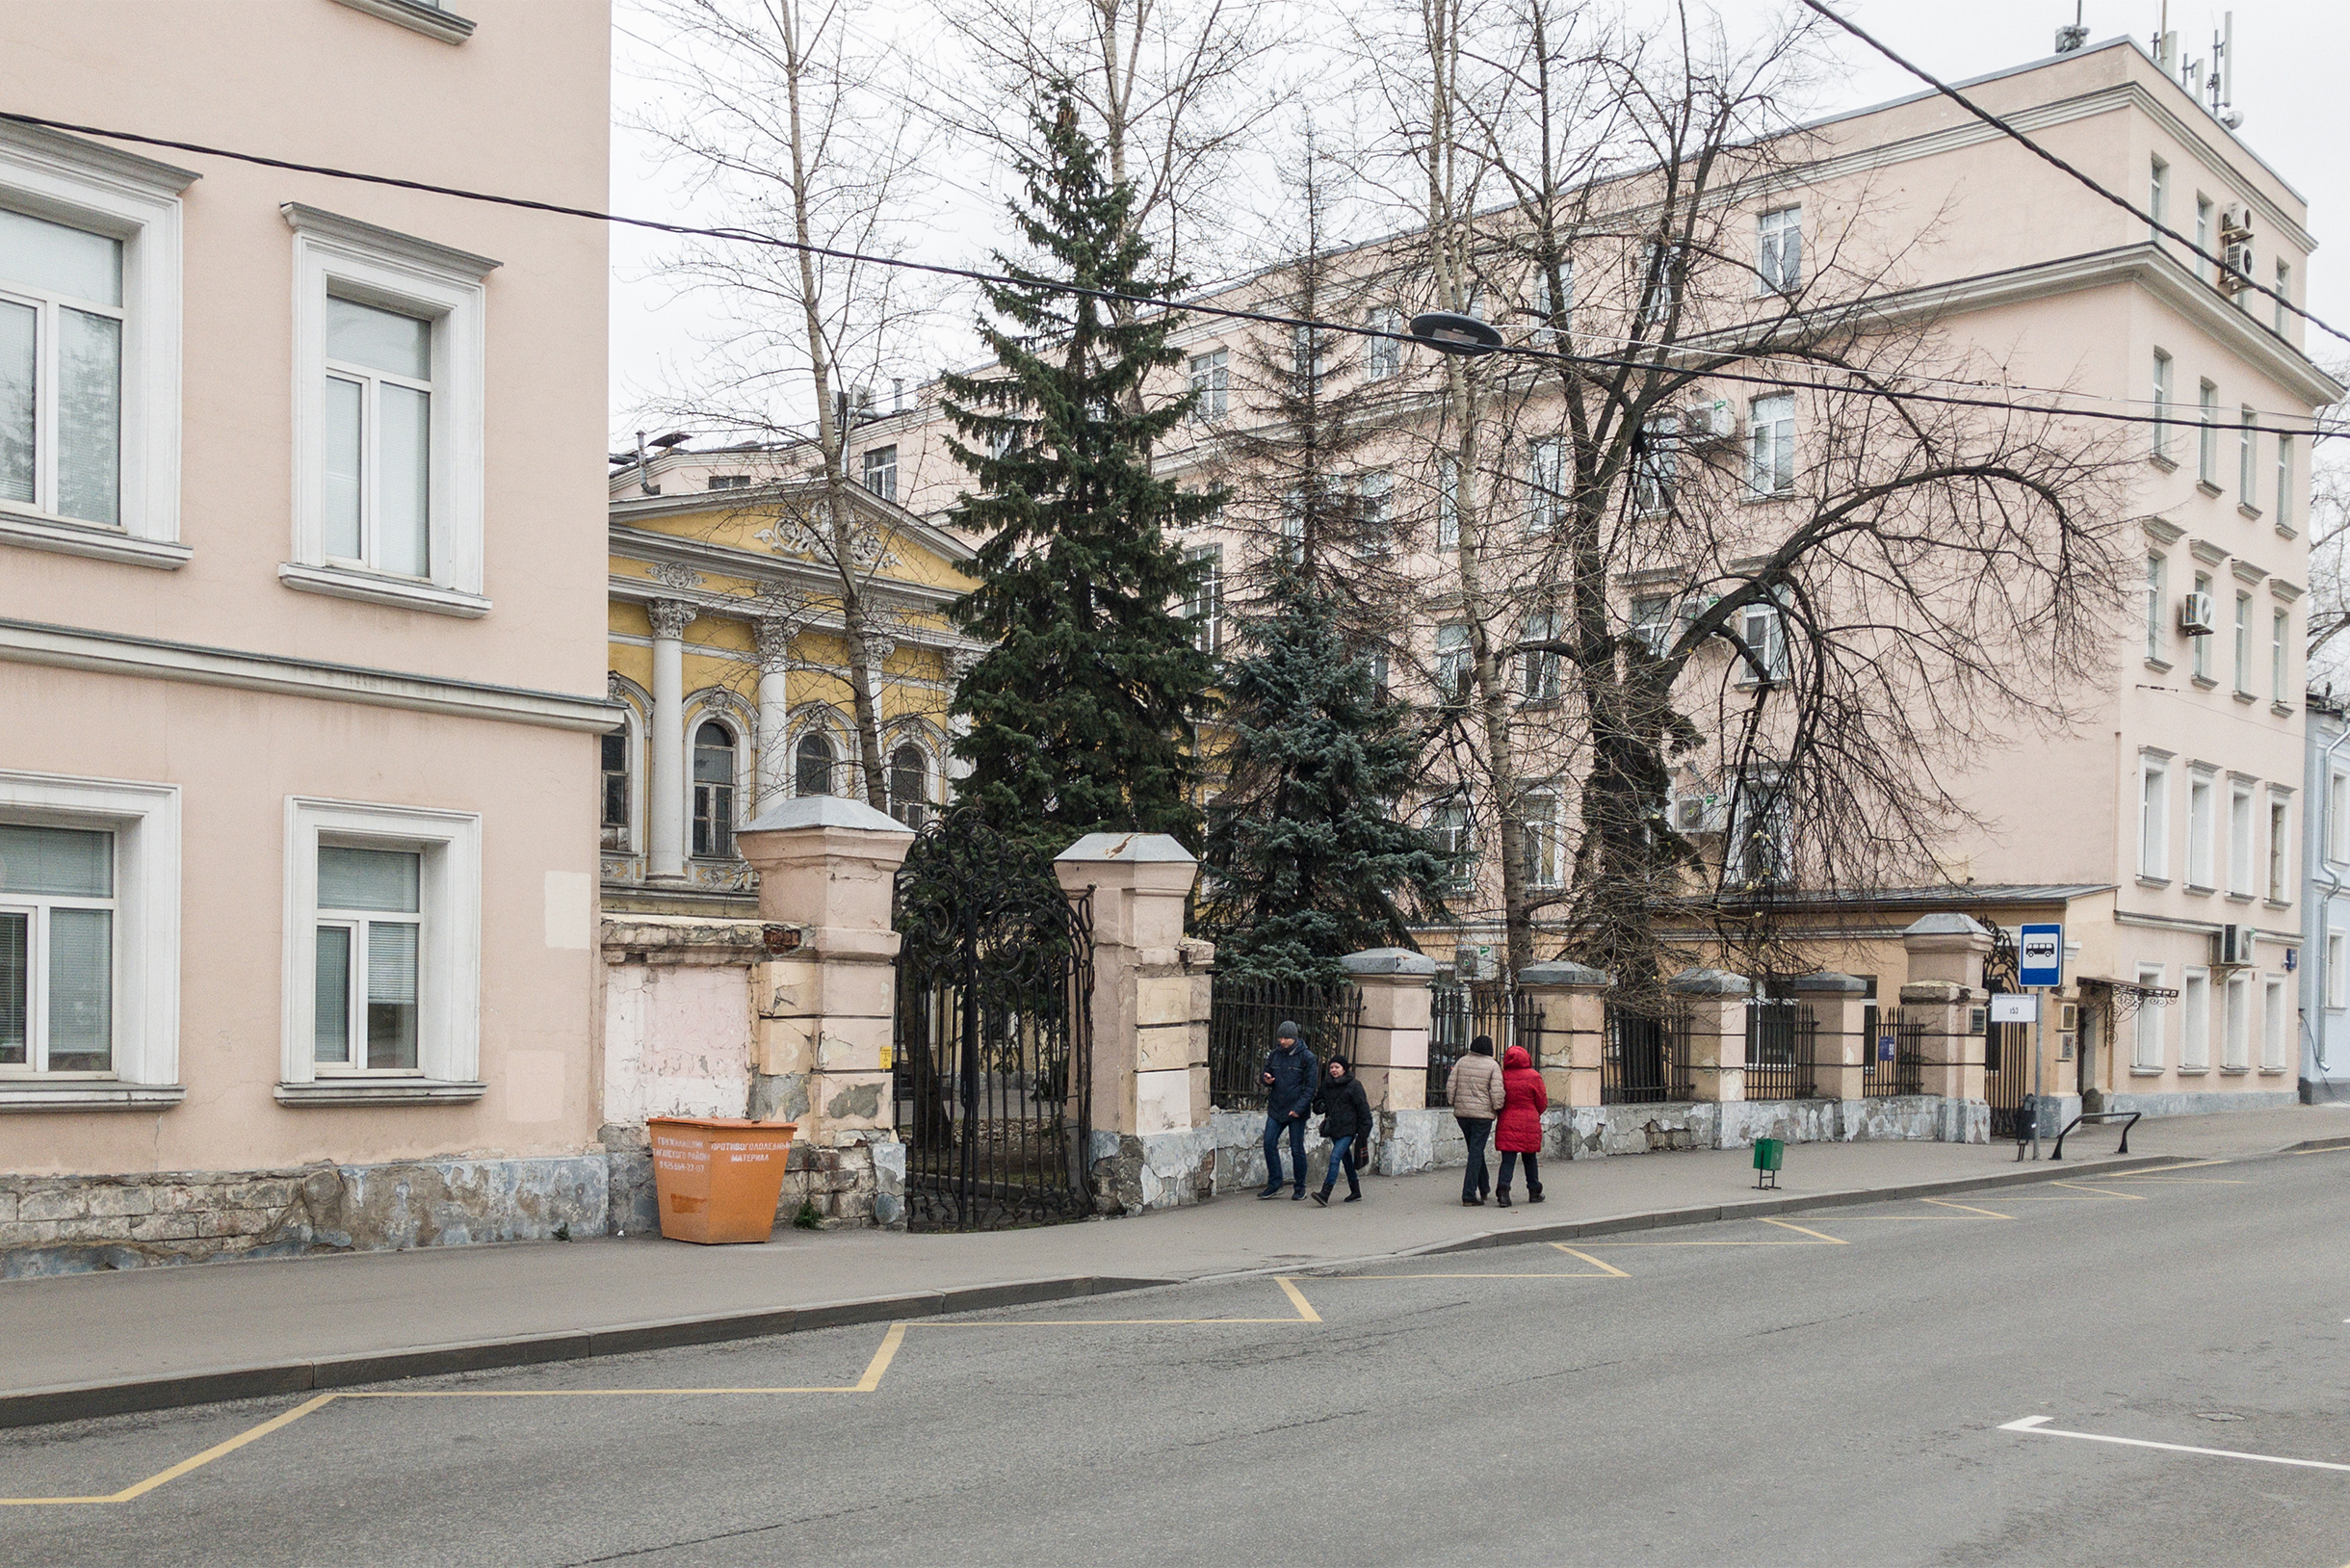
[5,1149,2348,1568]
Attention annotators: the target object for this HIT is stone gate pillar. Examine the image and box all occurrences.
[1517,960,1610,1110]
[1791,971,1869,1104]
[1902,913,1992,1111]
[734,796,912,1147]
[1054,834,1212,1211]
[1671,967,1751,1103]
[1339,948,1435,1112]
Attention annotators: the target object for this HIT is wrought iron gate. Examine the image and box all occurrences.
[892,808,1094,1232]
[1981,926,2028,1139]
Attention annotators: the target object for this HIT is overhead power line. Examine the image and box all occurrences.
[1798,0,2350,357]
[0,107,2335,442]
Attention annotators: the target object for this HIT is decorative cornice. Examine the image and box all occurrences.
[2187,537,2230,565]
[274,1079,487,1107]
[0,617,619,732]
[0,508,192,569]
[610,527,965,616]
[2230,559,2268,585]
[279,202,500,278]
[0,117,200,196]
[646,599,697,640]
[2142,518,2186,545]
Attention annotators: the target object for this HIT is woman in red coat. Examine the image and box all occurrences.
[1493,1043,1547,1208]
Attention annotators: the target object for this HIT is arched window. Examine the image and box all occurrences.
[889,744,930,828]
[796,731,836,798]
[599,725,630,850]
[692,720,737,858]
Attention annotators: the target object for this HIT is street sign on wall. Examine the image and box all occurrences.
[2018,923,2063,988]
[1990,993,2039,1024]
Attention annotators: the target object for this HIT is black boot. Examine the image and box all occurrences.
[1313,1185,1331,1207]
[1528,1181,1545,1204]
[1495,1188,1512,1209]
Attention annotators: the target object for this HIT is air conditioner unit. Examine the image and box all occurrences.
[2221,239,2256,294]
[2179,591,2216,636]
[1682,399,1736,442]
[2221,203,2254,241]
[2213,924,2256,966]
[1669,791,1725,835]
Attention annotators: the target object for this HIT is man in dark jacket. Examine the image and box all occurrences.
[1258,1021,1319,1200]
[1310,1055,1372,1206]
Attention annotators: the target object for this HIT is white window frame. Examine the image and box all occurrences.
[1748,394,1795,496]
[2277,433,2295,533]
[2222,970,2250,1071]
[1436,456,1460,553]
[0,771,179,1108]
[2133,963,2166,1068]
[2331,930,2348,1011]
[1635,416,1679,515]
[2197,379,2219,486]
[2233,590,2253,694]
[1517,788,1563,888]
[1356,469,1394,557]
[279,796,482,1099]
[1184,543,1223,653]
[860,444,898,503]
[2275,259,2292,335]
[1757,205,1801,294]
[2228,776,2256,896]
[1435,621,1472,702]
[1363,314,1399,381]
[2137,752,2171,880]
[2238,406,2258,507]
[2273,608,2289,701]
[2332,768,2350,867]
[2195,195,2214,284]
[2149,156,2169,242]
[2180,967,2210,1070]
[2262,976,2288,1070]
[2266,789,2292,902]
[2151,350,2172,460]
[0,122,192,569]
[1520,610,1559,701]
[283,203,494,617]
[2145,552,2166,659]
[2192,572,2214,681]
[1188,348,1229,416]
[688,712,746,860]
[311,850,426,1077]
[1525,438,1562,536]
[1735,599,1789,686]
[2185,767,2215,889]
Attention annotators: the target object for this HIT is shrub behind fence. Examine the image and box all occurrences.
[1208,977,1363,1111]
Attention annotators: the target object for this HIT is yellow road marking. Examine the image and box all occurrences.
[1759,1218,1847,1244]
[1551,1244,1632,1277]
[1923,1197,2014,1218]
[2049,1181,2148,1200]
[1276,1276,1321,1322]
[1,1393,345,1508]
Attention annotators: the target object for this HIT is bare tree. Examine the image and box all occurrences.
[629,0,940,806]
[1346,0,2131,986]
[2304,422,2350,691]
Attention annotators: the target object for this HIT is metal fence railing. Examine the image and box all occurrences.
[1743,999,1818,1101]
[1863,1006,1927,1097]
[1426,981,1544,1107]
[1601,1003,1693,1105]
[1207,977,1363,1111]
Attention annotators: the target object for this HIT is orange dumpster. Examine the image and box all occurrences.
[647,1116,798,1243]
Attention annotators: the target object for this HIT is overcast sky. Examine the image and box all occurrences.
[606,0,2349,442]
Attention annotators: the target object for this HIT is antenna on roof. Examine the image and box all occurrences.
[2054,0,2086,53]
[2213,12,2243,130]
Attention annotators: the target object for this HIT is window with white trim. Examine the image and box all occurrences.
[281,797,480,1093]
[1516,788,1563,887]
[1436,456,1460,553]
[2332,767,2350,866]
[795,731,837,797]
[2229,778,2256,896]
[1363,314,1398,381]
[860,444,897,503]
[2149,156,2168,241]
[1435,621,1472,703]
[1530,265,1571,344]
[0,124,192,564]
[2273,608,2289,702]
[312,846,422,1073]
[2275,259,2291,335]
[2277,434,2295,532]
[2233,590,2252,694]
[2331,931,2348,1010]
[691,720,738,858]
[2192,572,2213,681]
[2145,552,2166,659]
[2133,963,2166,1067]
[1356,470,1393,557]
[1188,349,1228,417]
[1736,598,1788,685]
[284,205,493,614]
[1632,593,1674,657]
[2238,406,2257,507]
[2180,968,2210,1069]
[2186,768,2214,888]
[2222,971,2249,1071]
[2262,976,2288,1069]
[0,823,115,1073]
[2198,380,2219,486]
[2195,195,2213,284]
[2151,351,2172,459]
[2268,794,2290,902]
[1634,416,1678,515]
[1183,544,1223,652]
[1430,797,1475,883]
[1520,611,1559,701]
[0,772,178,1102]
[1748,394,1794,496]
[1525,438,1561,536]
[2138,755,2170,879]
[888,743,932,828]
[1756,205,1801,293]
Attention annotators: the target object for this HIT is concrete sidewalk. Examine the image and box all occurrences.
[4,1103,2343,1426]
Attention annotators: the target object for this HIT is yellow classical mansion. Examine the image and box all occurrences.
[602,438,980,915]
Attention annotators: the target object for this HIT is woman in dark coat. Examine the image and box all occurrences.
[1493,1043,1547,1208]
[1311,1055,1373,1206]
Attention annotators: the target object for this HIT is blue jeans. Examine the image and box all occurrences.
[1458,1117,1493,1199]
[1263,1111,1307,1189]
[1319,1135,1359,1193]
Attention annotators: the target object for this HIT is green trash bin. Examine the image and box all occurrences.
[1752,1137,1785,1189]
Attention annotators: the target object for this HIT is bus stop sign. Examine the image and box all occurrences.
[2019,923,2063,989]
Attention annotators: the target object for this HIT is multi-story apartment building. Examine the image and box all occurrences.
[2301,695,2350,1103]
[0,0,614,1271]
[839,36,2338,1122]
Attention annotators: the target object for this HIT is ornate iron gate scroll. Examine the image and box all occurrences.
[892,808,1095,1232]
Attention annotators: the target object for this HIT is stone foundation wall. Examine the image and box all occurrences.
[2085,1085,2298,1119]
[0,1155,610,1280]
[602,1127,901,1236]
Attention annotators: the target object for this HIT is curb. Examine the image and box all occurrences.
[0,1274,1174,1431]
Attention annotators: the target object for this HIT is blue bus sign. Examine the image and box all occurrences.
[2018,923,2063,989]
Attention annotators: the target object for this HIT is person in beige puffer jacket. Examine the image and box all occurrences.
[1446,1035,1505,1206]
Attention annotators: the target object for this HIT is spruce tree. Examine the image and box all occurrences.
[1196,145,1455,983]
[941,94,1216,853]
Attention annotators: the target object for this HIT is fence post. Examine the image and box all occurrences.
[734,797,913,1154]
[1340,948,1434,1113]
[1052,834,1207,1146]
[1902,913,1992,1108]
[1517,960,1609,1110]
[1669,967,1751,1103]
[1790,971,1868,1103]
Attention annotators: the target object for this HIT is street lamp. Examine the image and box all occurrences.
[1408,310,1503,357]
